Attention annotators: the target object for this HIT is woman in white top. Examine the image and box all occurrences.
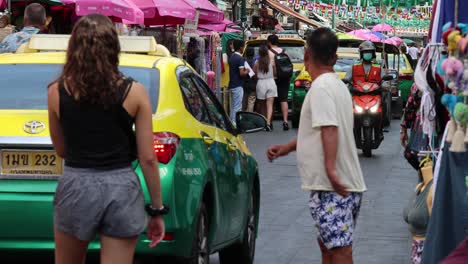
[254,44,277,131]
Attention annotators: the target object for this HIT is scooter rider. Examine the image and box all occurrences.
[344,41,385,140]
[344,41,382,85]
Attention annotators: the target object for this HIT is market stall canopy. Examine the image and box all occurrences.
[183,0,223,23]
[131,0,196,25]
[264,0,323,28]
[429,0,468,42]
[372,23,393,32]
[62,0,144,24]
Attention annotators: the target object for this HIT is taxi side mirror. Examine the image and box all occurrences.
[236,112,267,134]
[382,75,394,81]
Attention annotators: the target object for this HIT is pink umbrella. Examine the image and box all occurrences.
[384,38,397,45]
[347,29,371,39]
[63,0,144,24]
[198,19,235,32]
[362,33,381,42]
[131,0,196,25]
[389,36,403,45]
[183,0,224,23]
[348,29,371,35]
[372,23,393,32]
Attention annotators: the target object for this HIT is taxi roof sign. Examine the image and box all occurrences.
[337,47,359,54]
[257,33,301,40]
[22,34,168,56]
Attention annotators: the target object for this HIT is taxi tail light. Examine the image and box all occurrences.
[399,73,413,80]
[163,233,175,241]
[295,80,311,88]
[153,132,180,164]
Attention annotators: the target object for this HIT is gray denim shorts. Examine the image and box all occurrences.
[53,166,148,241]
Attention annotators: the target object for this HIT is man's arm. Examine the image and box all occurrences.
[267,138,296,161]
[239,58,249,76]
[321,126,338,174]
[321,126,349,196]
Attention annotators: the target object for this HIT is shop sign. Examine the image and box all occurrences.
[184,11,200,37]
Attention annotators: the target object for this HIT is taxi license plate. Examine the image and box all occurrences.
[1,150,63,176]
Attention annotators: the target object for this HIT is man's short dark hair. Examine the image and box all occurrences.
[306,28,338,66]
[267,34,279,45]
[233,39,244,52]
[24,3,46,27]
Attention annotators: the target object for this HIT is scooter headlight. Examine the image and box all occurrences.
[354,105,364,114]
[370,100,380,113]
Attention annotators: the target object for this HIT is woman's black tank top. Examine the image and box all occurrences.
[59,79,137,169]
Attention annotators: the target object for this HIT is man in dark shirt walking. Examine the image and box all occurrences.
[228,39,249,123]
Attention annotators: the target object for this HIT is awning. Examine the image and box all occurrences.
[264,0,323,28]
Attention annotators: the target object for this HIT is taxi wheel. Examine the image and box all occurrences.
[183,203,210,264]
[218,188,258,264]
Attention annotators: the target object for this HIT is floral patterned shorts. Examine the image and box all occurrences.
[411,239,424,264]
[309,191,363,249]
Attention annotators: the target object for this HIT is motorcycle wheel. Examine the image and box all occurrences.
[363,127,373,157]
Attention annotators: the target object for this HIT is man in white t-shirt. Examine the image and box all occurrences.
[267,28,366,264]
[408,44,419,69]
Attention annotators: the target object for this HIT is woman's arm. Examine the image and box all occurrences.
[47,83,65,158]
[133,83,163,209]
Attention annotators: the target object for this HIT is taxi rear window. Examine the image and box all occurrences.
[0,64,160,111]
[245,42,305,65]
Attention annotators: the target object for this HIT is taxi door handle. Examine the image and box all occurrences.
[200,131,214,145]
[228,143,238,151]
[226,138,238,151]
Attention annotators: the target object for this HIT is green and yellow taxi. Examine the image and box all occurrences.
[0,35,267,263]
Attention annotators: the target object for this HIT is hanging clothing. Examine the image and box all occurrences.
[403,179,434,237]
[422,144,468,264]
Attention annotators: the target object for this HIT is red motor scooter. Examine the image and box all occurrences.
[348,75,394,157]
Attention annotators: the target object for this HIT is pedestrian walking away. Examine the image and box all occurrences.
[254,44,277,131]
[266,28,367,264]
[228,39,249,124]
[47,14,165,264]
[408,44,419,69]
[268,34,293,131]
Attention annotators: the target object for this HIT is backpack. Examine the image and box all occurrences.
[270,48,293,79]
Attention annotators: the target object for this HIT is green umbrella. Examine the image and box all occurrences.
[402,38,415,44]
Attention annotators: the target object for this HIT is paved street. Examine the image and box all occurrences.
[211,120,416,264]
[3,120,416,264]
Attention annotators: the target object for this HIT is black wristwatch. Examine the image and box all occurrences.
[145,204,170,217]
